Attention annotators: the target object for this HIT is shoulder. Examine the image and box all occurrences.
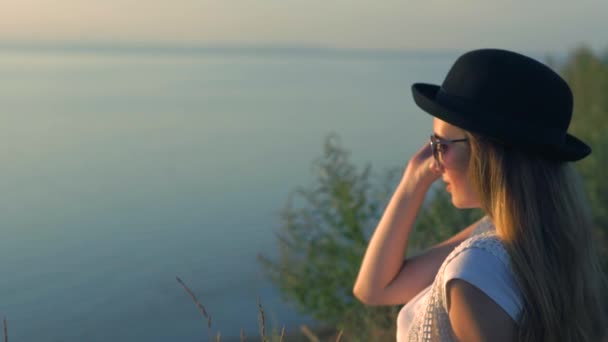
[447,279,518,341]
[440,233,521,341]
[441,235,523,322]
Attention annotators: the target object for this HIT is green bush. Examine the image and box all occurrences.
[560,46,608,271]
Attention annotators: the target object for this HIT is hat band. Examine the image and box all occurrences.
[435,88,567,144]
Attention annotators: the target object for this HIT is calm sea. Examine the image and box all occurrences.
[0,46,457,341]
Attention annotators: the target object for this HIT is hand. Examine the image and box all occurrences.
[401,143,443,190]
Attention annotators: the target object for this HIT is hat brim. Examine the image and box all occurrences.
[411,83,591,161]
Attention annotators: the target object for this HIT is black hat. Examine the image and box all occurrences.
[412,48,591,161]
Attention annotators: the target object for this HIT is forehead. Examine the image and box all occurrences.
[433,118,465,137]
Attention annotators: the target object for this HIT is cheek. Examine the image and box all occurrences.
[446,168,470,189]
[442,148,469,172]
[448,170,481,207]
[443,150,480,207]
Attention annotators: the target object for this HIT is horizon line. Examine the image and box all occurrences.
[0,40,565,59]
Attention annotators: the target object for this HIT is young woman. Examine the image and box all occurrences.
[353,49,607,341]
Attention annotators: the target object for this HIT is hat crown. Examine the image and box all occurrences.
[440,49,573,132]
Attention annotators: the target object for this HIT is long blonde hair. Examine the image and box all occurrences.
[466,133,607,341]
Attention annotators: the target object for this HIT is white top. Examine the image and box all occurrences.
[396,219,523,341]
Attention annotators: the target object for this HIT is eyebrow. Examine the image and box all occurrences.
[432,132,447,140]
[433,132,468,142]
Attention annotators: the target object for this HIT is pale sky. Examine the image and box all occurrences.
[1,0,606,53]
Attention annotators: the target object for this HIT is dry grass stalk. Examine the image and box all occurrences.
[335,329,343,342]
[300,324,320,342]
[176,276,213,328]
[176,277,338,342]
[176,275,215,342]
[257,297,266,342]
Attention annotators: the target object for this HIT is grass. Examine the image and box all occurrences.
[176,276,345,342]
[1,277,347,342]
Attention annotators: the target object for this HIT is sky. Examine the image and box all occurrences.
[1,0,606,53]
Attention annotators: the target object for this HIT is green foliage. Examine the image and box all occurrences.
[257,133,394,340]
[559,46,608,271]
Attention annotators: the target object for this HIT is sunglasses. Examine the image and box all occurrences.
[429,133,468,167]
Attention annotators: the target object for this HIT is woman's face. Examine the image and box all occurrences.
[432,118,481,209]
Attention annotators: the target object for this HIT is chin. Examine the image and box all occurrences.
[451,200,467,209]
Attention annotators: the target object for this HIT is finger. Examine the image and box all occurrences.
[429,160,444,174]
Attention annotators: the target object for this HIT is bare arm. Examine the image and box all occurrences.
[354,209,481,305]
[370,218,481,305]
[447,279,518,341]
[353,143,482,306]
[351,171,426,305]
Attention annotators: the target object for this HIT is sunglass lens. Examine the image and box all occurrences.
[430,136,441,165]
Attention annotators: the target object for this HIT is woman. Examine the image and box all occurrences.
[353,49,607,341]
